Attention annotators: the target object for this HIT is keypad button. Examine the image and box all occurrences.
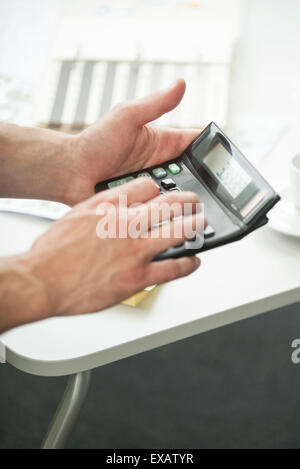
[161,178,176,190]
[168,163,181,175]
[185,234,204,249]
[204,225,215,238]
[107,176,134,189]
[152,167,167,179]
[137,172,151,178]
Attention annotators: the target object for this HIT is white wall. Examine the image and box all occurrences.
[0,0,62,123]
[229,0,300,123]
[1,0,299,127]
[0,0,62,84]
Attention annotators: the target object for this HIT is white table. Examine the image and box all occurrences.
[1,210,300,447]
[1,125,300,447]
[1,212,300,377]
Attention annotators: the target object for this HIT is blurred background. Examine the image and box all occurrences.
[1,0,300,449]
[1,0,300,162]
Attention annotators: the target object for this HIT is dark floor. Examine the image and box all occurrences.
[1,302,300,449]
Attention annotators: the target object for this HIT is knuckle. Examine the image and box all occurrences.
[135,238,149,257]
[135,176,157,190]
[142,178,160,196]
[147,177,160,189]
[165,192,183,205]
[139,238,158,262]
[185,191,201,203]
[168,261,181,280]
[111,101,130,117]
[111,101,125,113]
[115,266,144,293]
[160,194,185,219]
[163,192,200,215]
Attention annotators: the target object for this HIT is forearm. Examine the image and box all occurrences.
[0,253,51,333]
[0,123,75,204]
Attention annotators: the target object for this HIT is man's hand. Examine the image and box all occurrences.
[29,178,204,317]
[0,79,198,206]
[0,178,204,332]
[0,80,204,333]
[66,79,199,205]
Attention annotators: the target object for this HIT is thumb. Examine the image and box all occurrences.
[130,78,186,126]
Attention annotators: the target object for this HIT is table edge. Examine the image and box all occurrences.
[4,286,300,377]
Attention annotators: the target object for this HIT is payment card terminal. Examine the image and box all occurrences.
[95,122,280,260]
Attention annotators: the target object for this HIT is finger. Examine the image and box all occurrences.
[144,256,201,286]
[145,126,201,168]
[129,78,186,126]
[129,190,201,231]
[80,177,159,210]
[146,212,207,257]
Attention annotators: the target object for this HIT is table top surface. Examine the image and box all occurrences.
[1,124,300,377]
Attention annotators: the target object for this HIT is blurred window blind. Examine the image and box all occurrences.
[34,3,240,130]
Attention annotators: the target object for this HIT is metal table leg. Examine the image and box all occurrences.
[41,370,91,449]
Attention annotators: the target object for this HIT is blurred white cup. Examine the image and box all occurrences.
[290,153,300,209]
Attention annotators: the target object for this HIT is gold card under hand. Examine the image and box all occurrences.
[121,285,157,307]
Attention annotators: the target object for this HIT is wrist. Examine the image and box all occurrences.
[0,253,52,333]
[60,132,97,206]
[28,127,77,206]
[0,123,78,205]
